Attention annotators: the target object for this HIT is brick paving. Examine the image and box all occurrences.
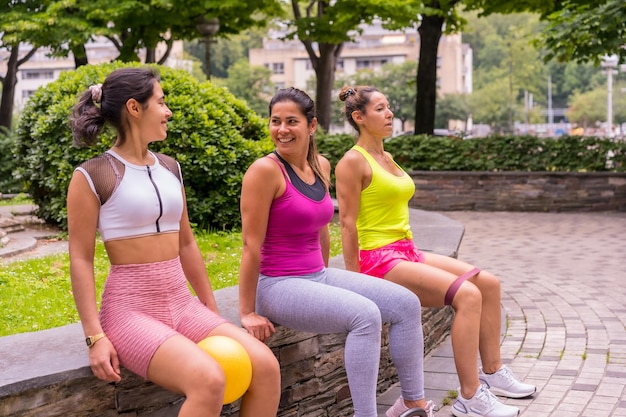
[378,211,626,417]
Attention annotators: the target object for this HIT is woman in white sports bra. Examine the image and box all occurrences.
[67,67,280,417]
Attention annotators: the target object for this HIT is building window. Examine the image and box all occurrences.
[22,90,36,99]
[305,60,313,70]
[22,70,54,80]
[356,60,371,70]
[271,63,284,74]
[336,60,344,72]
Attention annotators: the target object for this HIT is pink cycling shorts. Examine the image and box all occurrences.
[99,257,228,379]
[359,239,426,278]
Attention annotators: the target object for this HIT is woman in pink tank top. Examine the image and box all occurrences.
[239,87,435,417]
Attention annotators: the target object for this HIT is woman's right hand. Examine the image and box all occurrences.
[241,312,276,342]
[88,337,122,382]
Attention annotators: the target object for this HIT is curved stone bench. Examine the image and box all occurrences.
[0,209,464,417]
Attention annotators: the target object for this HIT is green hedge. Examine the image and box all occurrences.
[0,128,23,194]
[318,133,626,173]
[14,61,273,231]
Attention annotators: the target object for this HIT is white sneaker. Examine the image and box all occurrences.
[451,385,519,417]
[386,395,437,417]
[479,365,536,398]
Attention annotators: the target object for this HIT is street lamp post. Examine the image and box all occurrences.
[601,54,619,137]
[196,17,220,80]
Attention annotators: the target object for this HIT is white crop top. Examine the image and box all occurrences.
[74,150,184,242]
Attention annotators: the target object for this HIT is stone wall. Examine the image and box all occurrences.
[409,171,626,212]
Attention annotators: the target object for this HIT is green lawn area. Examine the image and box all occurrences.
[0,224,343,337]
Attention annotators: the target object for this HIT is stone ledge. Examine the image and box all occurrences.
[0,209,463,417]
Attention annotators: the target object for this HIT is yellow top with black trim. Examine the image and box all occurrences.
[353,145,415,250]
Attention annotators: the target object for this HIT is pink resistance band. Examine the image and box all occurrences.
[444,267,481,306]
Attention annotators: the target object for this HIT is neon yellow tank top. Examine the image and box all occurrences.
[353,145,415,250]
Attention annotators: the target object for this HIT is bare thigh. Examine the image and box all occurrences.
[147,334,224,396]
[385,252,476,307]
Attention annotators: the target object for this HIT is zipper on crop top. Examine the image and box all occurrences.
[146,165,163,232]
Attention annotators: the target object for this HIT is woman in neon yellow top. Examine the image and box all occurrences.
[335,85,536,417]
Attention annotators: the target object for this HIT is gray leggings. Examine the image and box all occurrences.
[257,267,424,417]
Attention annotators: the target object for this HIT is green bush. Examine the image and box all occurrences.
[317,133,626,172]
[0,127,24,194]
[14,61,273,230]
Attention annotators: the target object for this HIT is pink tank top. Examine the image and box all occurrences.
[259,157,334,277]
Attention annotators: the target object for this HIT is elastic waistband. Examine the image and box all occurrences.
[363,238,415,253]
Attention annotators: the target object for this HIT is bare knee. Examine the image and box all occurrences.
[476,270,501,296]
[187,361,227,398]
[249,345,280,386]
[451,282,482,314]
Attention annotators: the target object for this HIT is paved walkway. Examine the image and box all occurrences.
[378,211,626,417]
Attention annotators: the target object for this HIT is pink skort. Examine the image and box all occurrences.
[99,257,227,378]
[359,239,426,278]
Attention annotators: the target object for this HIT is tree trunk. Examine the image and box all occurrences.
[0,44,38,130]
[71,44,89,68]
[314,43,341,132]
[414,14,444,135]
[157,39,174,65]
[0,48,20,130]
[145,48,156,63]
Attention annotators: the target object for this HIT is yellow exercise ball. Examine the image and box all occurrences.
[197,335,253,404]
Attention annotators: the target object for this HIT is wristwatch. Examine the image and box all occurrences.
[85,333,106,348]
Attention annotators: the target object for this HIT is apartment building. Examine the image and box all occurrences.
[249,21,473,95]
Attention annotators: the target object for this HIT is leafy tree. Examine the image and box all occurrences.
[567,83,626,128]
[468,77,512,130]
[186,27,266,79]
[463,12,549,132]
[541,0,626,65]
[74,0,283,63]
[214,59,275,117]
[435,94,470,129]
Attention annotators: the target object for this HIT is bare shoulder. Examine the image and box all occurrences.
[336,148,365,172]
[316,153,331,170]
[245,155,280,177]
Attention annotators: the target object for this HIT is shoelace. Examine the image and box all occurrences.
[475,385,498,408]
[424,400,437,417]
[498,365,519,383]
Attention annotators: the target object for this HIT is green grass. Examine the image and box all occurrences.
[0,224,343,337]
[0,193,32,206]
